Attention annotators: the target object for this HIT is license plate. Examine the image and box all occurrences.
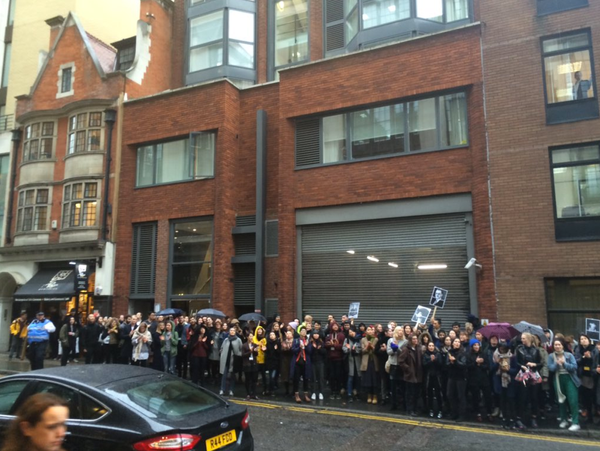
[206,430,237,451]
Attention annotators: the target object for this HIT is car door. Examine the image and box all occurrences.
[0,379,30,446]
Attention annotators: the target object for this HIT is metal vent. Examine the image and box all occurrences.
[326,0,344,23]
[236,215,256,227]
[295,118,320,167]
[326,23,345,52]
[265,220,279,256]
[234,234,256,255]
[234,264,255,306]
[130,223,157,296]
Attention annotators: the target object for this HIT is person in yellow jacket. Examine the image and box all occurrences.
[9,311,28,360]
[253,325,268,395]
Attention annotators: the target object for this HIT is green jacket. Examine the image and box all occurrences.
[160,330,179,357]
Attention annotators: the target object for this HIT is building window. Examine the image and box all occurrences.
[131,223,157,297]
[23,121,55,161]
[16,188,49,232]
[296,92,467,167]
[117,45,135,71]
[0,155,9,243]
[546,278,600,335]
[542,30,598,124]
[62,182,99,228]
[67,112,103,154]
[56,63,75,98]
[136,132,216,187]
[273,0,309,73]
[537,0,588,16]
[550,143,600,241]
[325,0,471,56]
[170,219,213,298]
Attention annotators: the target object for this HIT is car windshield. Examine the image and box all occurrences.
[105,378,220,420]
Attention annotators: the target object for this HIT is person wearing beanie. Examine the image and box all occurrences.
[466,338,493,422]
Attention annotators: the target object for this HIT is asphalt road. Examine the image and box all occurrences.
[240,400,600,451]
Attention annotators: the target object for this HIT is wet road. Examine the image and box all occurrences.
[240,400,600,451]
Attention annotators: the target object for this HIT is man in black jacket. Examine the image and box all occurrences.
[81,315,102,364]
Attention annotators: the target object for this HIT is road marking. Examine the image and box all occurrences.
[233,400,600,448]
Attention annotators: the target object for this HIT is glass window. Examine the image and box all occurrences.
[351,104,405,159]
[551,144,600,219]
[543,32,595,104]
[323,114,346,163]
[445,0,469,21]
[408,98,437,151]
[546,278,600,336]
[274,0,309,68]
[0,380,28,415]
[440,93,468,147]
[0,155,9,244]
[23,121,55,161]
[61,68,72,93]
[229,10,255,68]
[31,382,81,419]
[62,182,99,228]
[171,220,213,296]
[16,188,49,232]
[345,6,359,44]
[136,133,216,187]
[416,0,443,22]
[190,11,224,72]
[67,111,103,154]
[362,0,410,29]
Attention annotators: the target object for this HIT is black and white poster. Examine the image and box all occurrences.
[586,318,600,342]
[429,286,448,309]
[348,302,360,319]
[412,305,431,325]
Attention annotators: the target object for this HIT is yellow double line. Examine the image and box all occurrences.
[234,399,600,448]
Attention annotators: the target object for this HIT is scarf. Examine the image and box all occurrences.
[553,351,567,403]
[296,338,307,363]
[493,349,512,388]
[132,328,151,362]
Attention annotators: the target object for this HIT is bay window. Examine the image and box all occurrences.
[62,182,99,228]
[273,0,309,74]
[16,188,49,232]
[67,112,103,154]
[23,121,55,161]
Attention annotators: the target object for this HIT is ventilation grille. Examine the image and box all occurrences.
[234,234,256,255]
[295,118,320,167]
[326,0,344,22]
[234,264,255,306]
[265,220,279,256]
[130,223,157,296]
[236,215,256,227]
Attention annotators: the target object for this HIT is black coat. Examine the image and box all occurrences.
[466,349,491,387]
[265,339,282,371]
[445,347,468,380]
[81,322,102,349]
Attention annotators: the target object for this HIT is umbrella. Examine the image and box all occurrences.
[156,308,184,317]
[512,321,548,343]
[478,323,519,341]
[238,312,266,323]
[197,308,226,319]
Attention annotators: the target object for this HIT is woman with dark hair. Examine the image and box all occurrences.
[131,322,152,367]
[398,333,423,416]
[361,325,380,404]
[575,334,596,422]
[445,337,468,422]
[242,332,259,400]
[548,338,581,431]
[492,340,519,429]
[189,324,210,386]
[0,393,68,451]
[515,332,542,429]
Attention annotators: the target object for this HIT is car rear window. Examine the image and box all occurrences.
[107,378,220,420]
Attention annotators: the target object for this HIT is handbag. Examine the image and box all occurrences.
[385,357,391,374]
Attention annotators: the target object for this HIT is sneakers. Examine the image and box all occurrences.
[437,412,443,419]
[429,410,435,418]
[559,420,569,429]
[229,391,234,396]
[568,424,581,432]
[311,393,316,400]
[319,393,324,400]
[492,407,500,417]
[514,420,526,430]
[530,419,538,428]
[219,390,224,395]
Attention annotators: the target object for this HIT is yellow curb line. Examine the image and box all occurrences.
[232,400,600,447]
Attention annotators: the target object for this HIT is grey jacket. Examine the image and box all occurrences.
[219,335,243,374]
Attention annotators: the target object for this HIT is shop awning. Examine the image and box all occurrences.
[14,269,75,302]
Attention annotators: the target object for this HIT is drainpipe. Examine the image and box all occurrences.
[102,109,117,243]
[4,129,22,245]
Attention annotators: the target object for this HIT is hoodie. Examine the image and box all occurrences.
[253,325,267,364]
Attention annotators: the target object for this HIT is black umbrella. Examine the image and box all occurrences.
[197,308,227,319]
[238,312,266,323]
[156,308,184,317]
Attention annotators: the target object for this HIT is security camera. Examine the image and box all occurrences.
[464,258,482,270]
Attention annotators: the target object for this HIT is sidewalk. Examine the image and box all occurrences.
[1,351,598,441]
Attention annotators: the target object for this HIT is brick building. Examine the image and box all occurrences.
[480,0,600,334]
[0,0,175,340]
[113,0,495,325]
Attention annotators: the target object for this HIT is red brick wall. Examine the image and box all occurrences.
[481,0,600,325]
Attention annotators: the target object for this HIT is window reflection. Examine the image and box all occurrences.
[274,0,309,67]
[172,220,213,296]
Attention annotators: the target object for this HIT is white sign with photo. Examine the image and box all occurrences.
[586,318,600,342]
[348,302,360,319]
[429,286,448,309]
[412,305,431,325]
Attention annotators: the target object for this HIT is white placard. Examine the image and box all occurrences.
[429,286,448,309]
[348,302,360,319]
[412,305,431,326]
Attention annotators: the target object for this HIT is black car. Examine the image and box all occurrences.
[0,365,253,451]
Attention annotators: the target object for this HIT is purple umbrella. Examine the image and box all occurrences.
[478,322,519,341]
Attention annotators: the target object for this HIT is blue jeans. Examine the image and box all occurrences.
[163,352,174,374]
[220,365,236,393]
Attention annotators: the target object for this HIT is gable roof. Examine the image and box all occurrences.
[29,12,117,96]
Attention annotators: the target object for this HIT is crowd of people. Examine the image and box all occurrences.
[8,309,600,433]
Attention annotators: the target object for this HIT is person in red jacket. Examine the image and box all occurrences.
[325,322,345,399]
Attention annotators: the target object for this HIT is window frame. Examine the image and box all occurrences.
[61,181,100,230]
[135,131,216,188]
[537,0,588,16]
[22,121,56,162]
[295,91,469,169]
[56,62,75,99]
[549,142,600,242]
[541,29,599,124]
[168,217,214,303]
[67,111,104,155]
[269,0,310,80]
[16,187,50,233]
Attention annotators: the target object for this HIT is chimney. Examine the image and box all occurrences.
[45,15,65,49]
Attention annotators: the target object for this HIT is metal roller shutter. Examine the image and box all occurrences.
[301,213,470,326]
